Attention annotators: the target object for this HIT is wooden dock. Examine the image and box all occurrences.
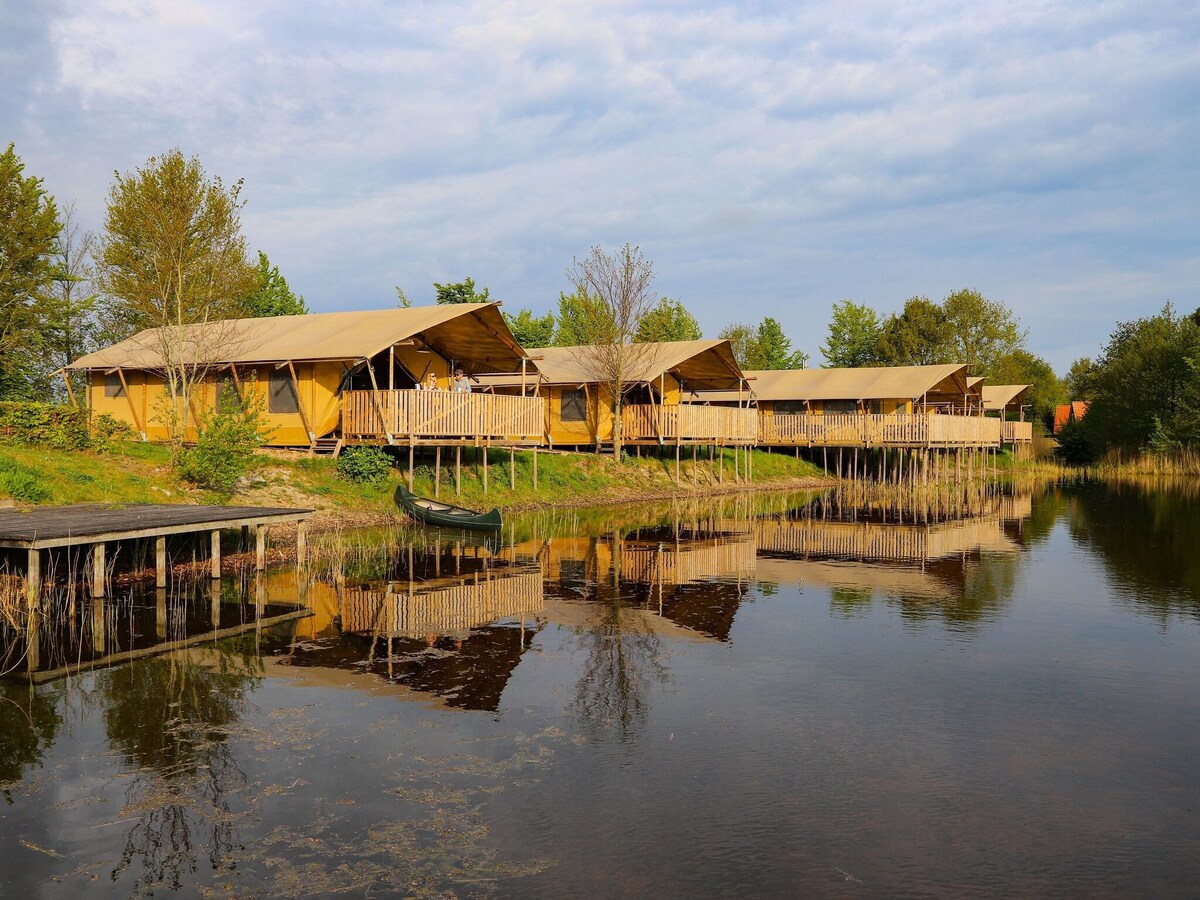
[1,503,313,604]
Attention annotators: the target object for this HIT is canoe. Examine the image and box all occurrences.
[394,484,502,531]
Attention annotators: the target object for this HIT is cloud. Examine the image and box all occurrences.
[2,0,1197,368]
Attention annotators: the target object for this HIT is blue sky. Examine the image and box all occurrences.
[3,0,1197,370]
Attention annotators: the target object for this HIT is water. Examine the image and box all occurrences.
[1,481,1198,897]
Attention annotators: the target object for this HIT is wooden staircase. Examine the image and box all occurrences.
[310,436,344,458]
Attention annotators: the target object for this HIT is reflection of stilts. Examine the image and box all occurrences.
[156,587,168,639]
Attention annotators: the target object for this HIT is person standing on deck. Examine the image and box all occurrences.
[452,368,472,393]
[419,371,439,391]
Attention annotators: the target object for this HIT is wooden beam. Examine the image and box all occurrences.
[364,358,394,444]
[286,360,315,444]
[91,542,106,598]
[116,368,146,440]
[60,371,77,407]
[156,536,167,588]
[210,529,221,578]
[255,525,266,571]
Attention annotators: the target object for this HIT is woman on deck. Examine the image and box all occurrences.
[419,371,440,391]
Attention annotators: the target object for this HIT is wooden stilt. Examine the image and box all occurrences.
[675,441,680,485]
[532,446,538,489]
[26,548,40,610]
[255,525,266,571]
[156,536,167,588]
[482,443,489,494]
[296,521,307,570]
[408,442,414,491]
[91,542,106,599]
[435,446,441,499]
[156,588,168,639]
[456,446,462,495]
[510,446,516,490]
[210,529,221,579]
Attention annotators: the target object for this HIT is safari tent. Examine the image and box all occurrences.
[982,384,1034,444]
[476,340,755,448]
[67,303,538,450]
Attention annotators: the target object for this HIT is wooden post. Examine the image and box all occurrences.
[210,579,220,628]
[532,446,538,489]
[296,521,307,570]
[26,548,40,610]
[408,442,415,491]
[90,598,105,653]
[155,535,167,588]
[675,441,680,485]
[91,542,106,599]
[510,446,516,490]
[210,529,221,579]
[456,446,462,495]
[435,446,442,498]
[156,588,168,639]
[482,443,489,494]
[255,525,266,571]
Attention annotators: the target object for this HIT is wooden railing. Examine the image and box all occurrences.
[759,413,1001,447]
[342,390,543,443]
[622,404,758,443]
[1000,420,1033,443]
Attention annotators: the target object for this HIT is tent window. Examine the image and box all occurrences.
[824,400,857,415]
[869,400,883,415]
[774,401,805,415]
[104,373,125,398]
[561,389,587,422]
[269,369,299,414]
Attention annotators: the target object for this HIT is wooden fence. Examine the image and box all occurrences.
[619,536,757,586]
[1000,420,1034,443]
[622,404,758,444]
[758,412,1002,448]
[342,390,543,443]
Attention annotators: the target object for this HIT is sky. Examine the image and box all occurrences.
[2,0,1197,370]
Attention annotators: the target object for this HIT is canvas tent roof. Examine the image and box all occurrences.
[981,384,1031,412]
[67,303,528,374]
[699,364,969,404]
[476,340,745,392]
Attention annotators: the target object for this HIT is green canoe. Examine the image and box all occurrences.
[394,484,502,531]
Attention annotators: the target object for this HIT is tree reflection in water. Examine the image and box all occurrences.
[0,682,63,794]
[569,536,670,743]
[95,636,262,893]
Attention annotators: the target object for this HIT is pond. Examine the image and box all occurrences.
[1,480,1198,897]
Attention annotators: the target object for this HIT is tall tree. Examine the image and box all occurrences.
[503,308,556,348]
[0,143,61,398]
[42,201,98,402]
[752,316,807,369]
[717,322,756,369]
[941,288,1025,375]
[634,297,702,343]
[242,251,307,317]
[433,277,490,305]
[821,300,882,368]
[566,244,662,458]
[553,291,605,346]
[875,296,952,366]
[1064,357,1096,400]
[95,149,258,445]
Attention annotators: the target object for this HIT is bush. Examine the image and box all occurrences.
[89,413,136,452]
[337,445,392,484]
[1055,419,1094,465]
[176,395,269,494]
[0,402,91,450]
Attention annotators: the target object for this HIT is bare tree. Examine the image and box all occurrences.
[566,243,664,458]
[95,150,258,447]
[44,201,98,402]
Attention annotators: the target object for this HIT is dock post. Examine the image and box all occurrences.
[26,548,41,611]
[408,442,414,491]
[156,536,167,588]
[210,578,221,627]
[210,529,221,579]
[675,441,680,485]
[255,525,266,571]
[435,446,441,499]
[482,443,489,494]
[90,598,105,653]
[156,587,167,639]
[296,521,307,571]
[91,542,106,599]
[456,446,462,496]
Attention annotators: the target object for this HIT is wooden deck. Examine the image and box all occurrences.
[1000,420,1034,443]
[622,404,757,444]
[757,412,1002,448]
[342,390,543,445]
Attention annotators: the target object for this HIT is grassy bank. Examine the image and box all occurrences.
[0,442,830,527]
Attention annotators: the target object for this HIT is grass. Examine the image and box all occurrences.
[0,441,829,524]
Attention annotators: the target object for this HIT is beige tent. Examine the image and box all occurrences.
[982,384,1031,414]
[68,303,529,446]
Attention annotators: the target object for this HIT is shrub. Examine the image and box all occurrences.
[337,445,392,484]
[0,402,91,450]
[176,394,269,494]
[89,413,136,452]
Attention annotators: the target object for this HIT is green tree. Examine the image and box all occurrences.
[986,349,1063,427]
[875,296,952,366]
[395,285,412,308]
[433,277,490,305]
[0,143,61,398]
[1084,304,1200,453]
[752,316,807,369]
[503,308,556,347]
[41,202,99,403]
[634,297,702,343]
[1064,357,1096,400]
[717,322,756,368]
[241,251,307,317]
[553,291,605,346]
[821,300,882,368]
[95,149,258,446]
[941,288,1025,375]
